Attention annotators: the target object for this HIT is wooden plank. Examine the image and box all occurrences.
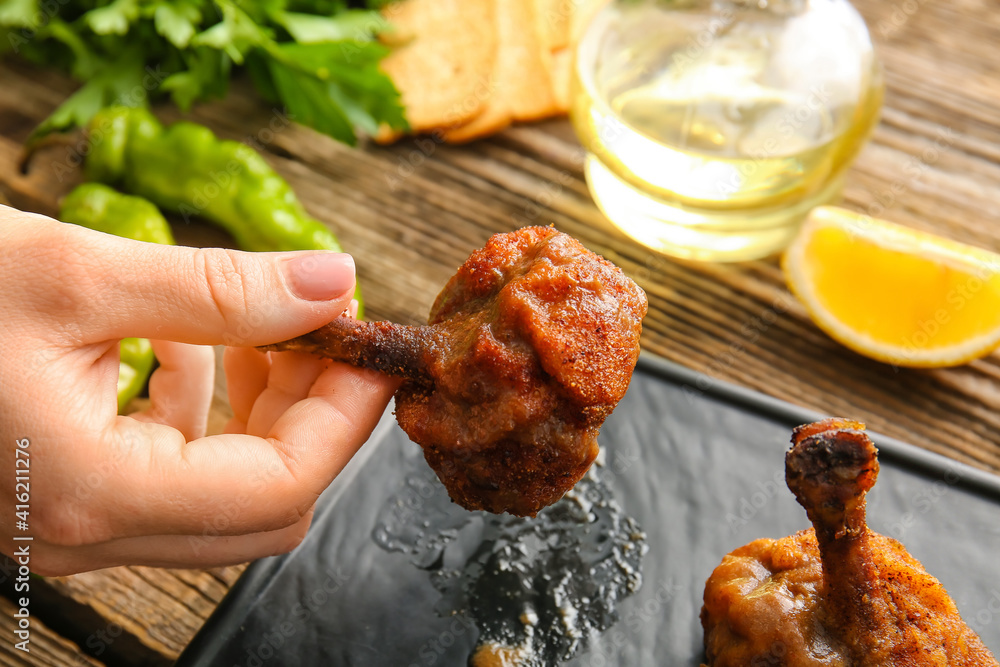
[44,565,245,662]
[0,596,103,666]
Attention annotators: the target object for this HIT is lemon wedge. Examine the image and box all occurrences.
[782,206,1000,368]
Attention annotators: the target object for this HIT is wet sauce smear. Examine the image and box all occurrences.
[372,454,647,666]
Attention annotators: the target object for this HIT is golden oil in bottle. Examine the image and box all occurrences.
[571,0,883,262]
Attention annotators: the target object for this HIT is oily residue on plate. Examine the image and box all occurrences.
[372,453,647,666]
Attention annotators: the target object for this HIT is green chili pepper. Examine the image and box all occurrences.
[60,182,176,245]
[60,183,173,413]
[84,106,363,313]
[116,336,156,413]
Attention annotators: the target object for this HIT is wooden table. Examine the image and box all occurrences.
[2,0,1000,662]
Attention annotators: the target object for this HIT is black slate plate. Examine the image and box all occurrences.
[177,354,1000,666]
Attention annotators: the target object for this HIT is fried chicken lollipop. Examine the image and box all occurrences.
[701,419,998,667]
[262,227,647,516]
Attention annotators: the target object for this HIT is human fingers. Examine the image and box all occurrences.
[61,365,398,542]
[130,340,215,440]
[244,351,330,437]
[224,346,271,431]
[12,211,356,347]
[26,508,315,576]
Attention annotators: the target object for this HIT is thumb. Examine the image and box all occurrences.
[36,215,356,346]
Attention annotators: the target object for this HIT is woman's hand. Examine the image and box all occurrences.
[0,205,400,575]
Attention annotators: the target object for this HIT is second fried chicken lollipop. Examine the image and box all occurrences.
[262,227,648,516]
[701,419,998,667]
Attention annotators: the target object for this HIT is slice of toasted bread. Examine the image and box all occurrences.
[549,47,574,114]
[534,0,573,51]
[440,98,511,144]
[378,0,498,139]
[443,0,557,142]
[505,0,558,123]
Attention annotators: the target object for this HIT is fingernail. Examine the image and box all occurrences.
[284,253,355,301]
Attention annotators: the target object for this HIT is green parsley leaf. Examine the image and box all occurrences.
[268,55,356,144]
[245,50,280,104]
[30,53,146,140]
[286,1,351,14]
[276,10,386,44]
[3,0,408,144]
[83,0,141,36]
[191,0,272,64]
[153,1,202,49]
[271,40,407,135]
[0,0,38,28]
[40,18,101,79]
[161,46,231,110]
[31,78,106,139]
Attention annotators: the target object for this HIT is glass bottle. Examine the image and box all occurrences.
[571,0,883,262]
